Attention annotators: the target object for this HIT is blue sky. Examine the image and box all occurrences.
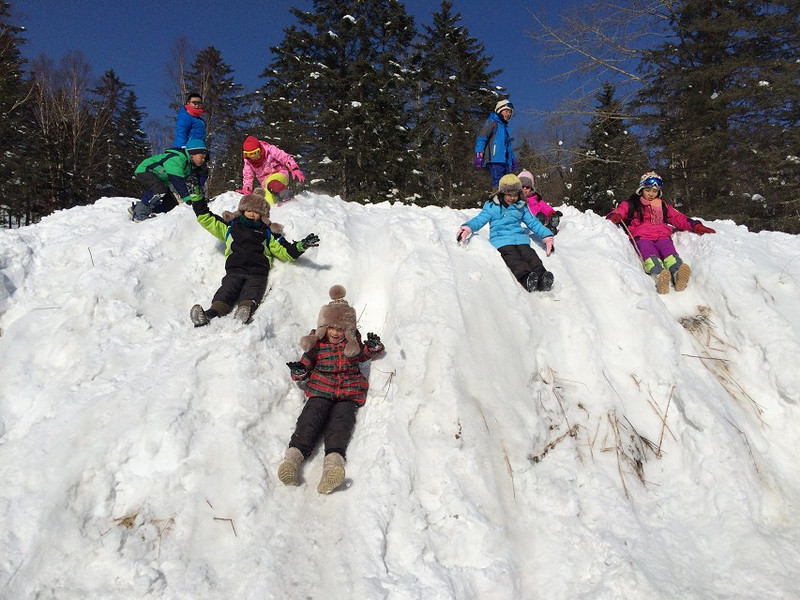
[12,0,583,136]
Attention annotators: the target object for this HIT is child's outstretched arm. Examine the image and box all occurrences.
[191,198,229,241]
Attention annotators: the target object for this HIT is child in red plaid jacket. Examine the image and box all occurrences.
[278,285,385,494]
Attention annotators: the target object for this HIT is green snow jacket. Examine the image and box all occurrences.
[135,148,201,201]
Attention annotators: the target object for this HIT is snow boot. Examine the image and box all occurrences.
[673,263,691,292]
[233,301,253,324]
[653,269,671,294]
[317,452,346,494]
[277,447,304,486]
[525,271,540,292]
[190,304,210,327]
[538,270,555,291]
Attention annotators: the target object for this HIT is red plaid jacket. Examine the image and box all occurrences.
[293,331,384,405]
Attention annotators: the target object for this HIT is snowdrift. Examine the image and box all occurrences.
[1,192,799,599]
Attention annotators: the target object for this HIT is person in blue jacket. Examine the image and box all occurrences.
[174,91,207,147]
[474,99,518,188]
[457,174,555,292]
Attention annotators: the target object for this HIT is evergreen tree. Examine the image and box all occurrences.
[571,83,647,212]
[638,0,800,231]
[184,46,246,195]
[410,0,502,208]
[90,70,149,198]
[0,1,33,226]
[258,0,417,202]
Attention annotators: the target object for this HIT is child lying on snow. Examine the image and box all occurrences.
[606,171,715,294]
[278,286,385,494]
[457,173,555,292]
[188,189,319,326]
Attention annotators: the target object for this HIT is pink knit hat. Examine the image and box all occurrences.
[518,170,535,190]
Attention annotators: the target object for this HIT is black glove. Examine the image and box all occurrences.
[365,332,383,350]
[300,233,320,249]
[286,361,307,377]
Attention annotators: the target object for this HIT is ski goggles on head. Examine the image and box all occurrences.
[642,175,662,189]
[243,148,262,159]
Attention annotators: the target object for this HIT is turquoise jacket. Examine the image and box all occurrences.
[463,194,553,249]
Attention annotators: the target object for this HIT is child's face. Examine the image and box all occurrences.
[190,152,207,166]
[244,210,262,220]
[642,187,660,200]
[503,192,518,206]
[325,326,346,343]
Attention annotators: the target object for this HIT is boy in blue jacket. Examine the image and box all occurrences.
[474,99,517,187]
[457,174,555,292]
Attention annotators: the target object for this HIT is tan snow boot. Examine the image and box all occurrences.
[673,263,691,292]
[653,269,671,294]
[317,452,346,494]
[277,447,304,486]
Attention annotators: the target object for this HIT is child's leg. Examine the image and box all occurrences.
[132,172,170,221]
[288,397,336,458]
[211,272,247,316]
[322,400,360,458]
[635,239,670,294]
[233,274,269,323]
[499,245,543,286]
[655,238,691,291]
[315,400,358,493]
[488,164,507,188]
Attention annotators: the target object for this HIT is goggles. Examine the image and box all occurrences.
[243,148,262,159]
[642,176,662,189]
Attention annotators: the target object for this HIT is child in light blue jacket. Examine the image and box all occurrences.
[457,174,555,292]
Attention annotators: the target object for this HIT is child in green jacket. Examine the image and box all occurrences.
[129,139,208,222]
[189,188,320,326]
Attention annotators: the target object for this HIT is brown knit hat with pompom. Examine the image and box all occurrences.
[300,285,360,357]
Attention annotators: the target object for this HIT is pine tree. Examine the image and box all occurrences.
[410,0,502,208]
[638,0,800,231]
[571,83,647,212]
[258,0,417,202]
[0,1,34,226]
[90,70,150,199]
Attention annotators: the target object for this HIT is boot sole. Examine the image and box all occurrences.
[278,462,300,486]
[190,304,209,327]
[674,263,691,292]
[317,466,345,494]
[655,270,671,294]
[233,305,252,324]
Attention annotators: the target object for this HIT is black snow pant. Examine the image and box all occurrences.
[211,270,268,315]
[498,244,545,287]
[289,397,360,459]
[135,171,179,214]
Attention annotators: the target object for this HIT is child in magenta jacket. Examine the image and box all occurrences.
[519,170,562,234]
[606,171,716,294]
[236,136,305,199]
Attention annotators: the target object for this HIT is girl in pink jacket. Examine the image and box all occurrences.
[519,170,562,234]
[237,136,305,199]
[606,171,715,294]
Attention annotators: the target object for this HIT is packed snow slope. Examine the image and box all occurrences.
[1,192,799,600]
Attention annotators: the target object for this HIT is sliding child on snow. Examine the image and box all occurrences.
[457,173,555,292]
[278,285,385,494]
[519,169,562,235]
[606,171,715,294]
[188,188,319,326]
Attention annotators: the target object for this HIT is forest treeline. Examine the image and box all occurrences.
[1,0,797,232]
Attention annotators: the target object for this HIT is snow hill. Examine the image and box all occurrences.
[1,192,799,600]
